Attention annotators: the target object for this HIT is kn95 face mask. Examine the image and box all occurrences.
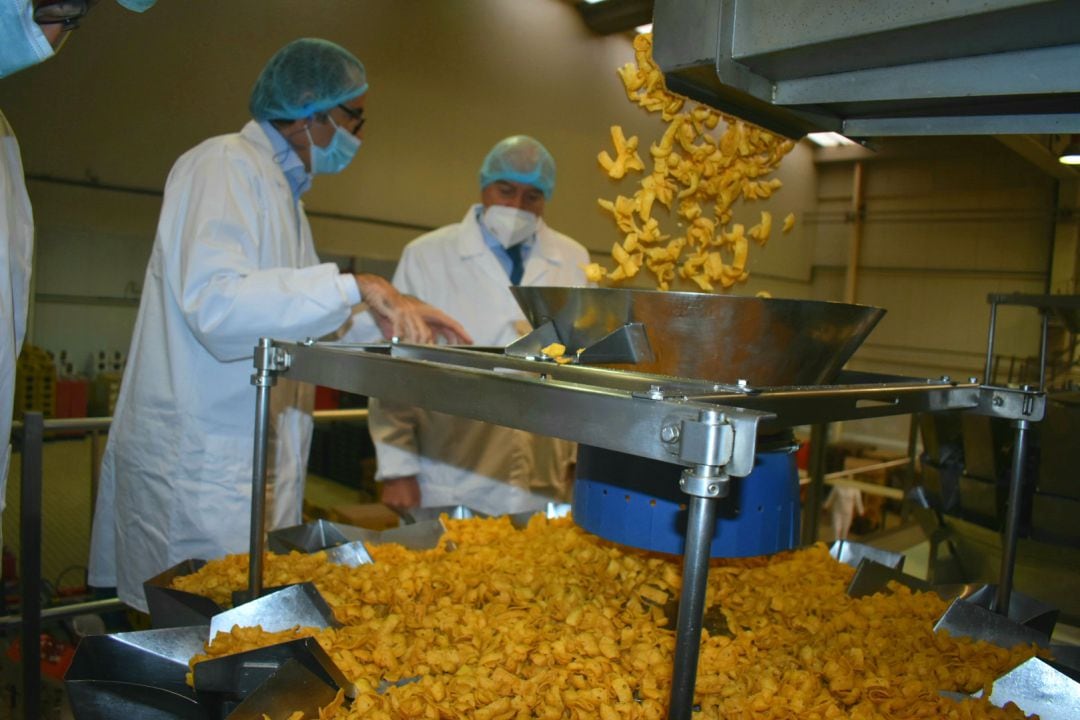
[482,205,539,248]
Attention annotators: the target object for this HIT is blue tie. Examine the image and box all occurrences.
[506,243,525,285]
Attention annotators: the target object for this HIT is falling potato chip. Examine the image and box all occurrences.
[783,212,796,233]
[541,342,566,358]
[597,34,795,292]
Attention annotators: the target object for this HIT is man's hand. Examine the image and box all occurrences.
[380,475,421,511]
[354,274,472,345]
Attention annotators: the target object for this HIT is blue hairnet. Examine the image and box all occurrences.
[115,0,158,11]
[249,38,368,121]
[479,136,556,200]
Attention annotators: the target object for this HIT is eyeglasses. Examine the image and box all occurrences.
[336,104,366,136]
[33,0,98,31]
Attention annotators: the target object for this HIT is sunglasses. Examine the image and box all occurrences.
[33,0,98,31]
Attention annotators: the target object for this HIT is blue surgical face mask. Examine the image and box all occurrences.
[116,0,158,11]
[306,117,361,175]
[0,0,55,78]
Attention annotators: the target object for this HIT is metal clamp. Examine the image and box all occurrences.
[251,339,291,388]
[975,384,1046,421]
[678,408,733,467]
[677,407,764,477]
[679,464,730,498]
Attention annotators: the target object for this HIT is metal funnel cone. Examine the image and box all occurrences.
[511,286,884,386]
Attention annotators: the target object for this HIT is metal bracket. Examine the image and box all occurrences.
[974,385,1046,422]
[251,339,291,388]
[678,409,733,468]
[677,407,763,477]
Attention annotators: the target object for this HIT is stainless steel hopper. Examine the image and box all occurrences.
[509,286,885,386]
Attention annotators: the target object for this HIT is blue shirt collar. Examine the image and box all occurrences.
[258,120,311,198]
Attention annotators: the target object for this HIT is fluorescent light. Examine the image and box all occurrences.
[582,0,606,4]
[806,132,857,148]
[1059,138,1080,165]
[635,22,653,34]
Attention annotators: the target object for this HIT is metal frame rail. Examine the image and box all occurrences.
[249,339,1045,720]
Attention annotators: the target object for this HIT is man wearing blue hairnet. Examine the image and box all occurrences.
[1,0,156,552]
[369,136,589,516]
[87,38,469,612]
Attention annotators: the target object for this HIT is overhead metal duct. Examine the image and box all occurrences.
[651,0,1080,138]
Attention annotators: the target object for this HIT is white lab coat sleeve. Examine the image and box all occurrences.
[168,149,354,362]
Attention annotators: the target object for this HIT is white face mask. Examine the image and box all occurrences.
[482,205,539,249]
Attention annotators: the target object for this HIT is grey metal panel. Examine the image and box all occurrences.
[653,0,1080,137]
[281,342,766,467]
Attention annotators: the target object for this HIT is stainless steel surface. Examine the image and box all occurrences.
[209,584,339,638]
[18,412,42,720]
[267,519,371,554]
[508,502,571,530]
[143,559,222,629]
[967,584,1059,636]
[249,339,277,601]
[829,540,905,571]
[65,625,208,719]
[225,659,341,720]
[846,559,931,598]
[934,598,1050,648]
[510,286,884,386]
[193,638,350,718]
[323,540,374,567]
[986,658,1080,720]
[369,519,446,551]
[402,505,486,524]
[282,342,773,469]
[669,494,718,720]
[652,0,1080,138]
[996,419,1032,615]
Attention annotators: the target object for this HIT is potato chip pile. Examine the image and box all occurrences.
[176,516,1040,719]
[587,33,796,291]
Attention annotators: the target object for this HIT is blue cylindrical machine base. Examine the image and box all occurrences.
[573,445,800,557]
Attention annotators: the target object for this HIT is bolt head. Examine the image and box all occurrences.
[660,425,680,443]
[707,484,718,494]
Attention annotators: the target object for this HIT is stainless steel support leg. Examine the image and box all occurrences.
[19,412,43,720]
[983,300,999,383]
[248,339,279,601]
[994,418,1031,615]
[802,423,829,545]
[669,493,718,720]
[903,414,919,521]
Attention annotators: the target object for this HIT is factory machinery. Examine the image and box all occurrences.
[64,287,1080,719]
[62,0,1080,716]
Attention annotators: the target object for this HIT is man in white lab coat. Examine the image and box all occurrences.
[1,0,157,547]
[86,38,468,612]
[370,136,589,517]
